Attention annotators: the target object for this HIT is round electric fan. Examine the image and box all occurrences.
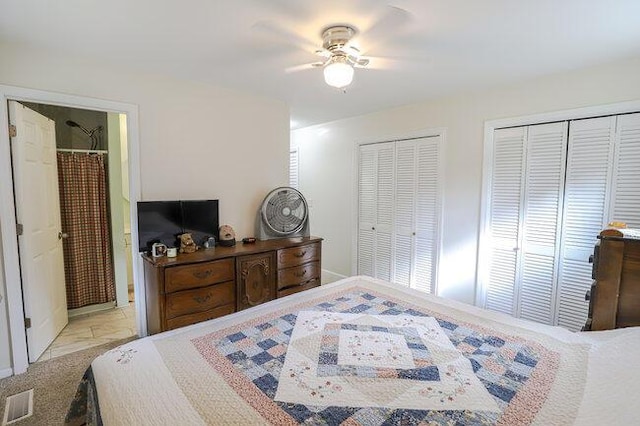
[257,187,310,240]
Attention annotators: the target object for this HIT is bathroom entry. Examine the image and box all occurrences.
[7,101,133,362]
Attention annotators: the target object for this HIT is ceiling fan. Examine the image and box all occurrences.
[299,25,370,89]
[252,5,414,90]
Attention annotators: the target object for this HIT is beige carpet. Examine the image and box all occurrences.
[0,337,136,425]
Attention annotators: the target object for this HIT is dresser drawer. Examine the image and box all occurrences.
[277,278,320,298]
[165,281,235,319]
[166,304,235,331]
[278,261,320,290]
[165,258,234,293]
[277,243,320,269]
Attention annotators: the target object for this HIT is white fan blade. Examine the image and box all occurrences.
[356,5,415,55]
[314,49,332,58]
[343,44,361,55]
[356,56,405,70]
[285,62,324,74]
[251,20,318,53]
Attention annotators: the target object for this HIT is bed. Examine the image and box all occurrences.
[66,275,640,425]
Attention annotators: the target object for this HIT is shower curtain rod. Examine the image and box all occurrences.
[57,148,108,154]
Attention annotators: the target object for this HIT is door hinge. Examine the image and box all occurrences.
[16,223,24,236]
[9,124,17,138]
[24,318,31,329]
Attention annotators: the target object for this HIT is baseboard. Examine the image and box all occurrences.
[0,367,13,379]
[321,269,348,285]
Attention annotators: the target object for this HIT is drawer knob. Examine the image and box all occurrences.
[293,250,307,258]
[194,294,212,304]
[294,270,308,278]
[193,270,213,280]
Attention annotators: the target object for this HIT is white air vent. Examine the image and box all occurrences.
[2,389,33,425]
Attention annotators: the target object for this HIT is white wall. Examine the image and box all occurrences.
[292,56,640,305]
[0,43,289,373]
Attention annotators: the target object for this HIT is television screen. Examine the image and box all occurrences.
[137,200,219,252]
[137,201,182,251]
[181,200,219,246]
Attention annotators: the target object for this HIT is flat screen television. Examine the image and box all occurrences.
[137,200,219,252]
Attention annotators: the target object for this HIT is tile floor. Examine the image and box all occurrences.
[36,303,137,362]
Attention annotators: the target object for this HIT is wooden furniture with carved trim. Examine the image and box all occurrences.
[277,242,321,297]
[143,237,322,334]
[237,252,276,311]
[584,229,640,331]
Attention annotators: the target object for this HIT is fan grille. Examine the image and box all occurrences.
[261,187,308,235]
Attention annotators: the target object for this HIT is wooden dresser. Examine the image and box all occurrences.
[584,229,640,331]
[143,237,322,334]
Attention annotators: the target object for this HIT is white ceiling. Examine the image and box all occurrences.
[1,0,640,129]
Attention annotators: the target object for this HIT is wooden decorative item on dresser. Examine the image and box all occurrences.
[584,229,640,331]
[143,237,322,334]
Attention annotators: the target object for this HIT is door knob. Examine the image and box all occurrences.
[58,232,69,240]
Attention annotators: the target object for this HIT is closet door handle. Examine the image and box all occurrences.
[58,232,69,240]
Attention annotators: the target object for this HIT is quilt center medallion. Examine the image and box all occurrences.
[273,310,499,411]
[338,328,414,369]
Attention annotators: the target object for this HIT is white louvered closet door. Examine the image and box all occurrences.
[376,144,395,281]
[485,127,526,316]
[557,116,616,331]
[358,137,441,292]
[610,113,640,228]
[358,142,395,280]
[413,137,441,293]
[393,136,441,291]
[518,122,567,324]
[289,149,299,189]
[394,140,416,287]
[358,144,377,277]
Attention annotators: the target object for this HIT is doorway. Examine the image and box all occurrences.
[8,101,135,362]
[0,85,143,375]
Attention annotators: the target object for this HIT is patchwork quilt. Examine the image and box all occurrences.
[67,276,640,425]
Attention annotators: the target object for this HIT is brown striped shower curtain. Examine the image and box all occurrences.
[57,152,115,309]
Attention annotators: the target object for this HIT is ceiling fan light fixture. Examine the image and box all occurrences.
[323,56,354,88]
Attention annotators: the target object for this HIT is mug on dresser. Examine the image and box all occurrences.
[151,242,167,257]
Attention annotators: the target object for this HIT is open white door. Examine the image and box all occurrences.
[8,101,68,362]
